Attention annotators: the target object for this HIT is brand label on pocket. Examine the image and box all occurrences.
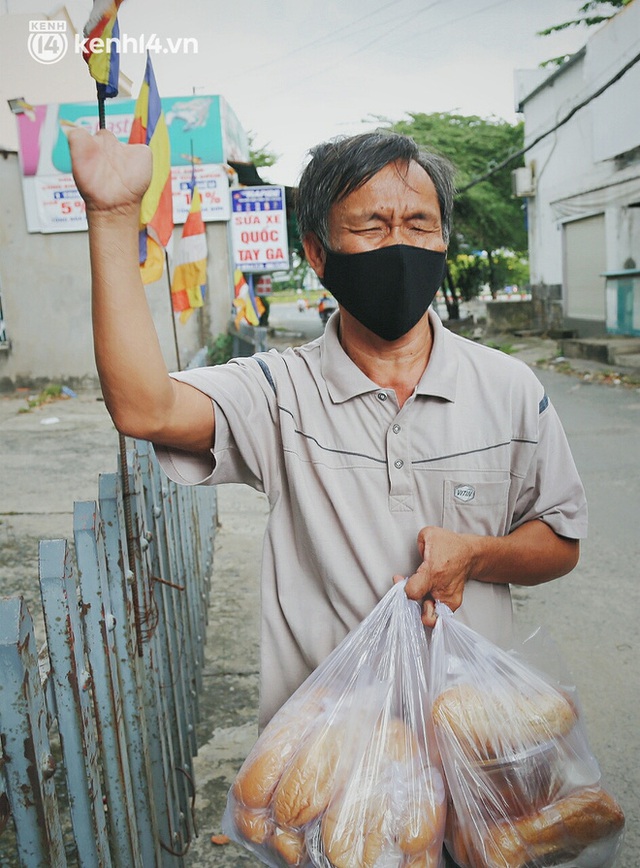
[454,484,476,502]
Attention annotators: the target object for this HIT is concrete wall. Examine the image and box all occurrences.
[0,152,234,391]
[530,284,566,334]
[484,300,534,334]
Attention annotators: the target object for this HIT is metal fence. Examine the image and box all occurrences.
[0,438,217,867]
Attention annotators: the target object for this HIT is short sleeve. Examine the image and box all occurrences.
[511,397,588,539]
[153,358,281,493]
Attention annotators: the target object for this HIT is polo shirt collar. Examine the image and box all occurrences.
[321,308,459,404]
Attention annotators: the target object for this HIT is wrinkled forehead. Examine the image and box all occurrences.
[336,157,430,203]
[334,160,441,215]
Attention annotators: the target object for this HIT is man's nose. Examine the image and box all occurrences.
[379,224,405,246]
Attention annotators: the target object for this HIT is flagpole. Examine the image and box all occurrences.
[88,41,146,653]
[166,249,182,371]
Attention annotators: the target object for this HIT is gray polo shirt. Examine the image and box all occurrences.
[155,310,587,727]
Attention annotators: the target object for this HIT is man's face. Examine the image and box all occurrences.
[327,159,447,257]
[301,159,447,281]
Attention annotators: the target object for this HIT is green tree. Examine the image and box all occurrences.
[387,112,527,316]
[247,131,280,168]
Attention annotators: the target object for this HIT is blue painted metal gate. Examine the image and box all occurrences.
[0,438,216,867]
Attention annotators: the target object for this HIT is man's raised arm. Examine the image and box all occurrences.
[69,128,214,453]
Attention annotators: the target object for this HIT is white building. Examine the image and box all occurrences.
[514,0,640,337]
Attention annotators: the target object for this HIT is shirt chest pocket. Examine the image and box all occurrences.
[442,478,511,536]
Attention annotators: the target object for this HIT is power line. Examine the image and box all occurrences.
[216,0,421,84]
[457,47,640,194]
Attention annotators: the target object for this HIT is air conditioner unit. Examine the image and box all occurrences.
[512,165,536,197]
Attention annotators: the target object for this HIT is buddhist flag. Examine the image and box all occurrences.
[82,0,124,99]
[171,180,207,324]
[129,53,173,284]
[233,270,265,329]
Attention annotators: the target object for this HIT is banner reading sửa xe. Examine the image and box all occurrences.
[230,186,289,273]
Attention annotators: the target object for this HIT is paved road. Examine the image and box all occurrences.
[510,368,640,866]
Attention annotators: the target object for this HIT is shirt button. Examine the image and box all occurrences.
[392,424,401,434]
[377,392,387,402]
[394,459,404,469]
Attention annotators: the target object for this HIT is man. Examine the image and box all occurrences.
[69,129,586,733]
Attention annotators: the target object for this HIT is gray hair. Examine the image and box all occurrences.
[295,131,455,248]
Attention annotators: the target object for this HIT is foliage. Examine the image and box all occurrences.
[247,131,280,168]
[448,254,488,302]
[387,112,527,258]
[537,0,631,35]
[447,250,529,301]
[207,333,234,366]
[538,0,631,66]
[18,383,65,413]
[385,112,528,311]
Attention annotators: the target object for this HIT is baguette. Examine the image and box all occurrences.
[397,777,446,856]
[402,846,442,867]
[483,786,625,867]
[273,718,348,828]
[232,718,302,809]
[447,786,625,868]
[322,797,388,868]
[233,691,327,809]
[432,682,577,758]
[272,826,307,866]
[233,804,273,846]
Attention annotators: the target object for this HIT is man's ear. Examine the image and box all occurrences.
[302,233,327,279]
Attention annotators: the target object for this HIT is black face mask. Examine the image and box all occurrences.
[321,244,446,341]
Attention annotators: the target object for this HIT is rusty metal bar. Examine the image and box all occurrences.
[38,539,111,868]
[98,472,160,867]
[73,501,138,866]
[136,443,196,841]
[122,450,184,865]
[0,596,67,867]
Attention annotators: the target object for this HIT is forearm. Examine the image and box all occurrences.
[403,519,580,626]
[467,519,579,587]
[88,209,175,438]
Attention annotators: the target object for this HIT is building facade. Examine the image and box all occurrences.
[514,0,640,337]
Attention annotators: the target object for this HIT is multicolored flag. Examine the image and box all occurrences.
[82,0,124,100]
[233,270,265,329]
[171,179,208,324]
[128,53,173,284]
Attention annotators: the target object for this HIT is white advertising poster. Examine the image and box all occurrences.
[172,165,230,223]
[15,96,241,233]
[33,175,87,233]
[230,186,289,272]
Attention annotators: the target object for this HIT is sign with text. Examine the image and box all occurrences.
[230,186,289,272]
[15,95,245,232]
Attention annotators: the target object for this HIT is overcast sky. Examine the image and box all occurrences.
[8,0,596,184]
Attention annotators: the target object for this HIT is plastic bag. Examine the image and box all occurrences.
[223,581,447,867]
[429,602,625,868]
